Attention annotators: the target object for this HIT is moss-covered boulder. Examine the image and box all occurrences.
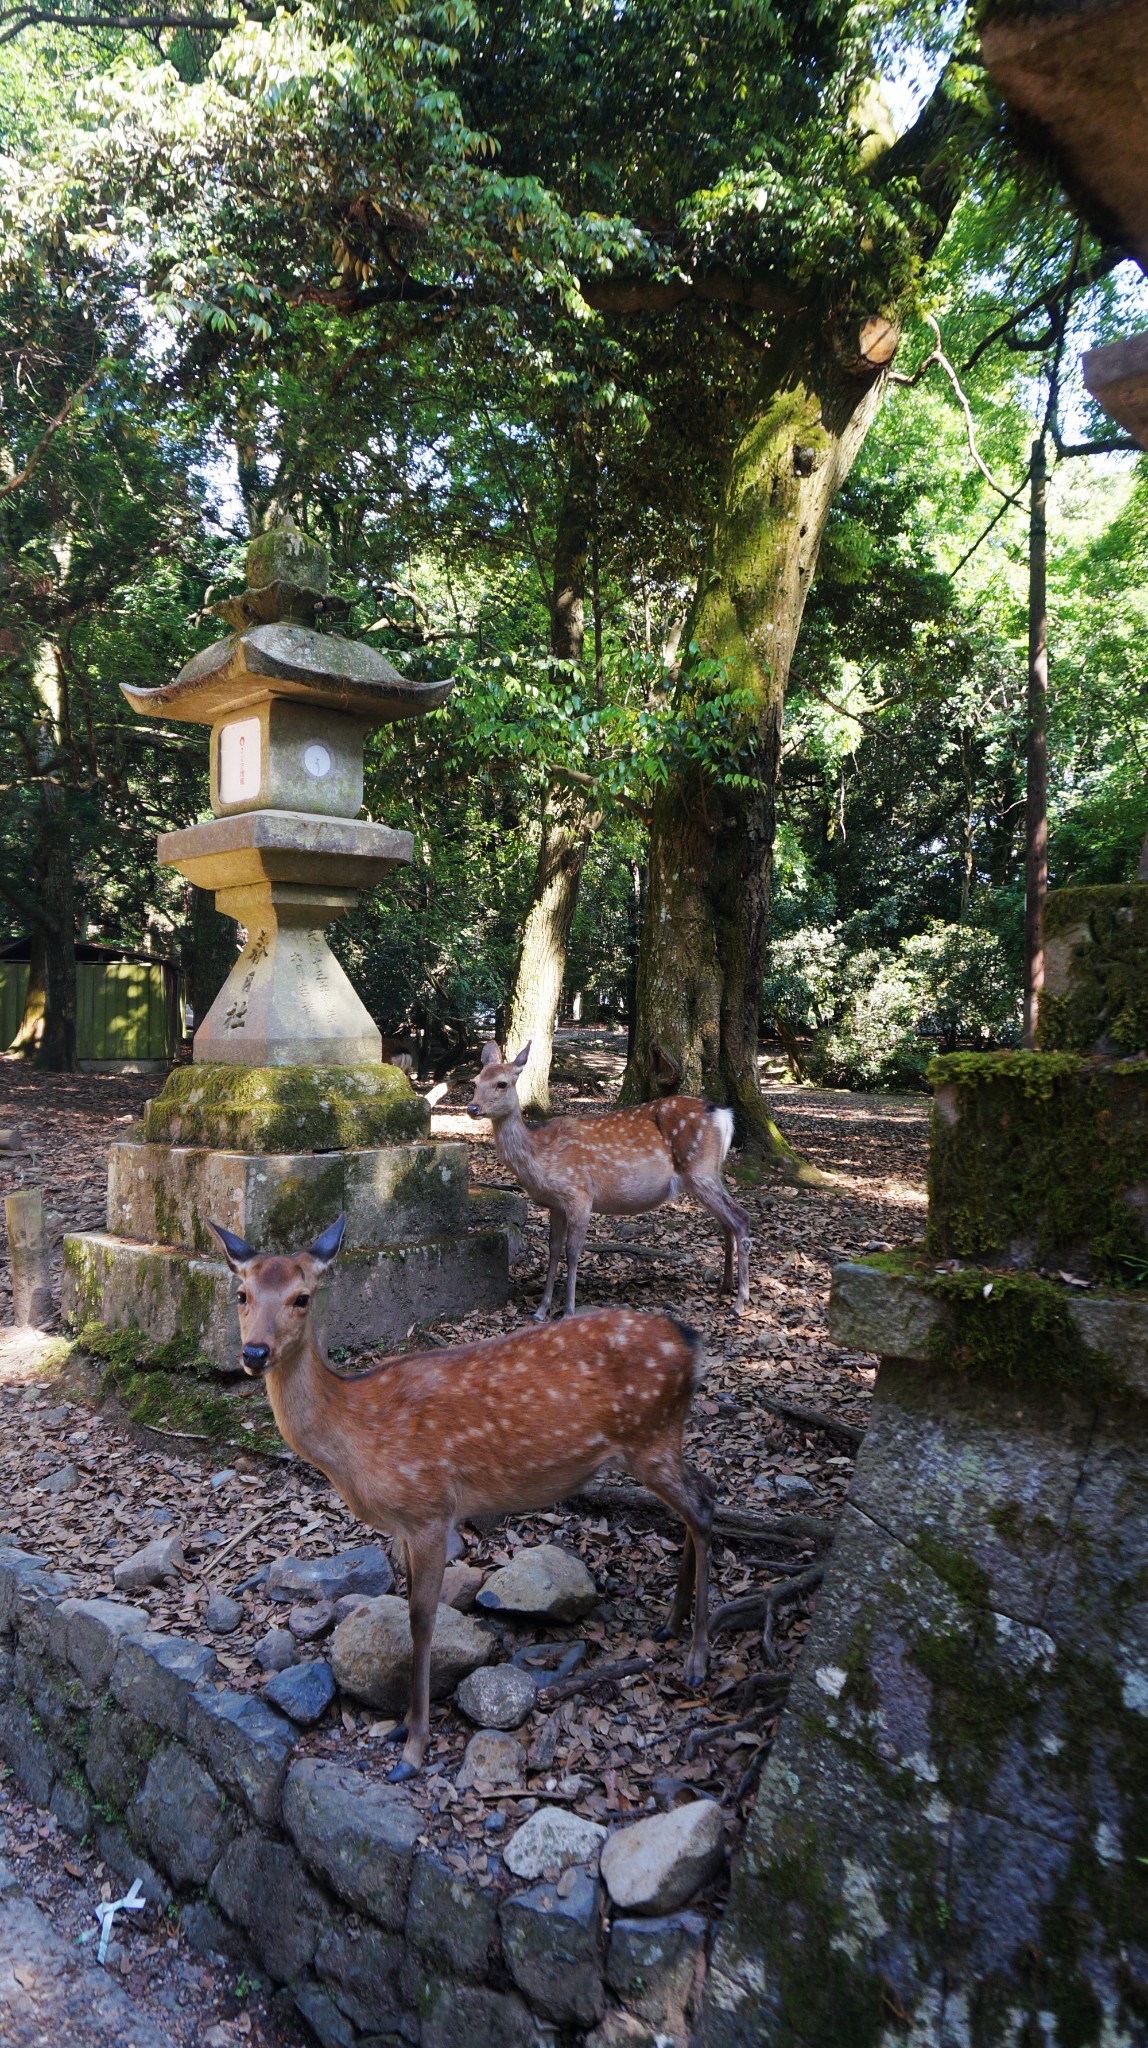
[142,1064,429,1153]
[926,1050,1148,1282]
[1039,884,1148,1055]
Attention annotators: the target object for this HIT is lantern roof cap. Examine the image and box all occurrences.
[121,621,453,726]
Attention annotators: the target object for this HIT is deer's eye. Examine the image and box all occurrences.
[293,1293,311,1309]
[496,1081,507,1089]
[237,1289,247,1305]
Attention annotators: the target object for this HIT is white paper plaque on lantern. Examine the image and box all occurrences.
[303,741,332,779]
[218,717,262,804]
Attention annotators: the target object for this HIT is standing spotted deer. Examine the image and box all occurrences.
[468,1042,751,1317]
[209,1216,713,1779]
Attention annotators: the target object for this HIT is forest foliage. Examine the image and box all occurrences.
[0,0,1145,1091]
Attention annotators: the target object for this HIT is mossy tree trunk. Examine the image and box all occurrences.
[504,437,598,1110]
[620,321,889,1169]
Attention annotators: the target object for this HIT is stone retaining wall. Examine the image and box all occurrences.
[0,1548,708,2048]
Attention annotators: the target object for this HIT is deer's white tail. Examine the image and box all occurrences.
[709,1105,734,1166]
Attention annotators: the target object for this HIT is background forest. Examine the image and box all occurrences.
[1,0,1145,1130]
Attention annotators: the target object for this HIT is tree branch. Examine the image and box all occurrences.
[0,366,102,499]
[890,313,1012,500]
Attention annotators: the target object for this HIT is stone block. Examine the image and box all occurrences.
[606,1912,707,2028]
[55,1598,151,1691]
[0,1696,62,1807]
[406,1852,499,1980]
[504,1806,606,1880]
[0,1645,12,1701]
[293,1977,358,2048]
[141,1062,428,1153]
[417,1977,541,2048]
[467,1185,527,1257]
[0,1547,48,1632]
[49,1773,94,1838]
[107,1140,469,1255]
[113,1537,185,1594]
[209,1829,332,1982]
[314,1921,404,2033]
[130,1744,236,1887]
[500,1869,605,2026]
[926,1049,1148,1280]
[12,1648,87,1752]
[110,1632,218,1737]
[282,1758,420,1928]
[13,1573,65,1663]
[186,1687,295,1824]
[85,1698,160,1809]
[93,1821,172,1909]
[476,1544,597,1622]
[1038,882,1148,1054]
[181,1899,257,1970]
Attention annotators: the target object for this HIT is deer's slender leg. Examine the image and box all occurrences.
[390,1525,447,1781]
[535,1209,568,1322]
[628,1447,713,1686]
[684,1171,751,1311]
[562,1199,593,1316]
[656,1528,696,1639]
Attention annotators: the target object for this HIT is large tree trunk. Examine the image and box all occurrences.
[504,437,598,1110]
[188,885,237,1033]
[620,320,889,1169]
[11,932,47,1057]
[36,780,77,1071]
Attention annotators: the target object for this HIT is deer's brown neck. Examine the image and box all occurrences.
[265,1340,397,1523]
[493,1101,540,1183]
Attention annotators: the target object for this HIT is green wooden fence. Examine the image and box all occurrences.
[0,961,178,1061]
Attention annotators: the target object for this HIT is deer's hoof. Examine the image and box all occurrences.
[653,1624,676,1643]
[387,1758,419,1783]
[532,1308,549,1325]
[682,1657,708,1689]
[383,1723,408,1746]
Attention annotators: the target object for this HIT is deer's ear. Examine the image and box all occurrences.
[480,1041,503,1066]
[308,1215,346,1269]
[512,1041,531,1070]
[209,1221,256,1271]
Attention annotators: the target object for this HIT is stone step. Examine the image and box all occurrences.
[107,1139,472,1254]
[0,1860,176,2048]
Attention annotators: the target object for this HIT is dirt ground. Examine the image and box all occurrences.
[0,1044,929,2047]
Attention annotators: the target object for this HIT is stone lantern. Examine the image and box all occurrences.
[63,524,519,1365]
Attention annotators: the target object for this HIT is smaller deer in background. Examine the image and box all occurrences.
[209,1217,713,1780]
[468,1042,751,1317]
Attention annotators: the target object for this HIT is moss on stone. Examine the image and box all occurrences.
[143,1064,428,1153]
[262,1159,347,1249]
[926,1051,1148,1282]
[913,1532,992,1609]
[1039,884,1148,1056]
[76,1321,280,1453]
[925,1268,1123,1396]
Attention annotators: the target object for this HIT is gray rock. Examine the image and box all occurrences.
[267,1543,394,1606]
[606,1911,707,2028]
[209,1830,331,1981]
[15,1574,66,1664]
[110,1632,218,1737]
[476,1543,597,1622]
[600,1802,724,1914]
[255,1628,298,1672]
[405,1851,499,1980]
[0,1547,47,1631]
[0,1644,11,1703]
[265,1658,336,1726]
[282,1757,420,1928]
[315,1921,404,2033]
[419,1979,539,2048]
[36,1463,80,1494]
[210,1468,236,1490]
[0,1696,59,1805]
[205,1591,243,1634]
[293,1977,357,2048]
[112,1536,185,1593]
[55,1598,150,1689]
[130,1745,235,1887]
[85,1701,157,1808]
[289,1599,334,1640]
[332,1594,371,1624]
[456,1662,539,1730]
[50,1775,94,1839]
[329,1594,493,1712]
[501,1867,605,2025]
[586,2015,661,2048]
[504,1806,607,1880]
[456,1729,525,1791]
[93,1821,172,1909]
[186,1687,295,1824]
[181,1899,256,1969]
[772,1473,816,1501]
[440,1561,486,1612]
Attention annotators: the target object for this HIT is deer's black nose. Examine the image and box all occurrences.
[466,1104,482,1118]
[242,1344,270,1375]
